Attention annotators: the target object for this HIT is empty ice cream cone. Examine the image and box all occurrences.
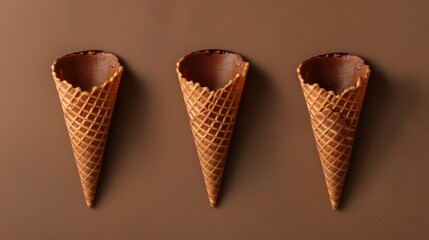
[297,53,370,209]
[176,49,250,207]
[52,50,123,208]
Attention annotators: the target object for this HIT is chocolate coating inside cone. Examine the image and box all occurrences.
[178,50,246,91]
[299,53,368,95]
[53,51,120,92]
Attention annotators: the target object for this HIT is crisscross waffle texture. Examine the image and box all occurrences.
[298,59,370,209]
[52,55,123,208]
[177,58,249,207]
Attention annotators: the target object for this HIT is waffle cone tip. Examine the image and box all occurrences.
[209,198,217,208]
[330,200,339,210]
[86,199,94,208]
[84,190,95,208]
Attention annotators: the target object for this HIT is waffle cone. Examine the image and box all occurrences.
[176,50,249,207]
[297,53,370,209]
[52,51,123,208]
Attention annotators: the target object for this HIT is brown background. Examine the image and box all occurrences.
[1,0,428,239]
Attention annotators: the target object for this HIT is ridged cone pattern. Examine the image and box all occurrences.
[53,64,122,208]
[178,66,248,207]
[299,67,369,209]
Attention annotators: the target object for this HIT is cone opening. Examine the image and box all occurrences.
[177,49,247,91]
[52,50,121,92]
[298,53,369,95]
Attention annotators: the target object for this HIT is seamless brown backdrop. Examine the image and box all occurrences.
[0,0,428,239]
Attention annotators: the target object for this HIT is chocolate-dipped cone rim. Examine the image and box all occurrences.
[51,50,123,94]
[297,53,370,97]
[176,49,250,94]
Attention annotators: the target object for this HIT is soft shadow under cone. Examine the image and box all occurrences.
[297,53,370,209]
[176,50,249,207]
[52,50,123,208]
